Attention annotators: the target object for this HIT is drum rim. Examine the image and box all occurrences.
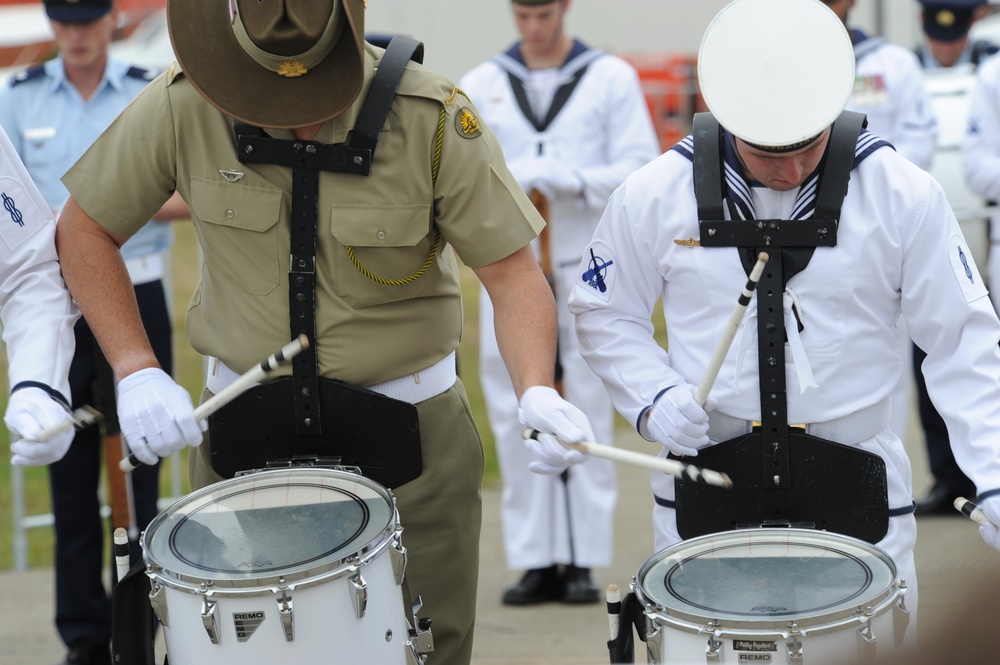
[634,528,899,630]
[142,468,400,593]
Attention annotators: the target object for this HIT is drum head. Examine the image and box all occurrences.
[144,469,395,589]
[637,529,896,625]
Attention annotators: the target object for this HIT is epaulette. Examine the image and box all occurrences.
[165,61,184,86]
[125,65,156,81]
[9,65,46,88]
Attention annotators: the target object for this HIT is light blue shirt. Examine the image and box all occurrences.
[0,56,172,261]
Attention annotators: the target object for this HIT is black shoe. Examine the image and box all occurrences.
[915,481,976,517]
[562,565,600,604]
[57,641,110,665]
[502,565,564,605]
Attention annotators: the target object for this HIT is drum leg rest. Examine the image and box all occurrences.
[893,580,911,647]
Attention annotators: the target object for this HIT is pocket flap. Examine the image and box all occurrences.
[329,203,431,247]
[191,177,282,232]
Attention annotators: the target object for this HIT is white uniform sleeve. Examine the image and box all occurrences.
[577,59,660,210]
[0,126,77,400]
[569,178,686,432]
[962,55,1000,202]
[900,169,1000,493]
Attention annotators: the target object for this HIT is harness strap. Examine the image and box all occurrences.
[231,35,424,439]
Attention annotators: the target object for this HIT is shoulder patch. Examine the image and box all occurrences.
[455,107,482,139]
[0,174,49,250]
[949,232,989,303]
[126,65,155,81]
[580,241,616,301]
[9,65,46,88]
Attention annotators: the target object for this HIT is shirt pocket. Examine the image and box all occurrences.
[329,203,435,308]
[190,177,284,295]
[21,127,67,168]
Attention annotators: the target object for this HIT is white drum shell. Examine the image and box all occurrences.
[632,529,907,665]
[143,469,415,665]
[149,541,412,665]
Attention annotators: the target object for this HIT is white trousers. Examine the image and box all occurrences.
[478,280,617,570]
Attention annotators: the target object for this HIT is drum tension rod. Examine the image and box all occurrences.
[277,589,295,642]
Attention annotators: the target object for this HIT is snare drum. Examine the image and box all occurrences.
[142,468,431,664]
[632,528,908,664]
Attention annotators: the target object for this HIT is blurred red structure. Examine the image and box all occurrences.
[621,52,706,153]
[0,0,165,69]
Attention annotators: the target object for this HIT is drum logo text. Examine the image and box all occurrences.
[233,611,266,643]
[739,655,773,662]
[733,640,777,652]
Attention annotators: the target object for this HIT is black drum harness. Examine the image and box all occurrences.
[208,37,427,488]
[672,111,891,545]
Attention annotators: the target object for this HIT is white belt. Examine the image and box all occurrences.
[707,397,891,446]
[124,252,164,285]
[205,351,457,405]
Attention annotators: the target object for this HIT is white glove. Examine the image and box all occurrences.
[509,156,582,200]
[517,385,592,475]
[533,158,583,198]
[117,368,205,465]
[978,495,1000,551]
[6,387,76,466]
[644,385,716,457]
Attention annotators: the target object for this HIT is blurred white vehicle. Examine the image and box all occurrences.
[109,9,176,74]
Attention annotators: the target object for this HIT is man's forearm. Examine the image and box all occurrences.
[476,244,559,397]
[56,197,159,379]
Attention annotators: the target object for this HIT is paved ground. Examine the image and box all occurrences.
[2,425,1000,665]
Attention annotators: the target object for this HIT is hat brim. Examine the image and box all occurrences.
[166,0,365,129]
[45,6,111,23]
[697,0,855,150]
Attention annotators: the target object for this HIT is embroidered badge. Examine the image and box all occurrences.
[948,232,988,303]
[581,242,615,300]
[2,193,24,227]
[674,238,700,248]
[219,169,245,183]
[0,175,45,250]
[277,61,308,78]
[456,108,482,138]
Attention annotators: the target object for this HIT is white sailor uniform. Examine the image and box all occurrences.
[460,40,659,570]
[962,51,1000,313]
[0,124,77,437]
[569,127,1000,635]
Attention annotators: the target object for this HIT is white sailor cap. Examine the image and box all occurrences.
[697,0,855,153]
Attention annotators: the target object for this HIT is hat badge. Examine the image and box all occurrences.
[935,9,956,28]
[277,61,308,78]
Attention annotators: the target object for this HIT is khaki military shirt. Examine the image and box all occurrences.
[64,44,542,385]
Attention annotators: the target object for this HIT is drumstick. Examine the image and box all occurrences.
[34,404,103,441]
[694,252,769,407]
[606,583,621,642]
[119,334,310,473]
[113,527,131,583]
[521,428,733,489]
[954,497,998,527]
